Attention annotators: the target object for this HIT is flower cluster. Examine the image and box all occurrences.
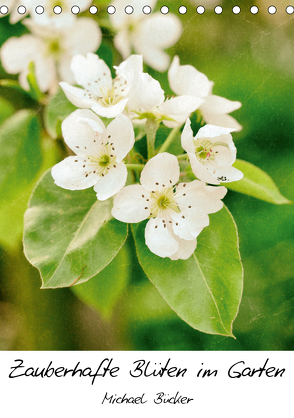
[0,2,243,260]
[51,52,243,260]
[0,0,183,93]
[1,10,101,93]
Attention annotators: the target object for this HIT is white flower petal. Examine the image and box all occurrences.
[76,116,104,134]
[176,181,227,214]
[158,95,204,117]
[58,55,76,85]
[132,13,182,72]
[213,144,236,167]
[189,155,222,185]
[168,56,213,98]
[111,0,158,27]
[6,0,25,24]
[131,72,164,111]
[162,117,188,129]
[139,13,182,49]
[113,31,132,61]
[34,55,57,93]
[199,185,227,213]
[200,96,242,131]
[137,45,172,73]
[18,70,30,91]
[172,209,209,240]
[24,16,74,36]
[181,118,195,154]
[9,8,25,24]
[64,18,102,56]
[201,111,243,132]
[91,97,129,118]
[0,34,44,74]
[51,156,99,190]
[59,82,95,108]
[195,123,235,139]
[204,164,243,184]
[111,184,150,223]
[145,218,179,258]
[201,95,242,115]
[70,53,112,92]
[105,114,135,162]
[62,109,105,156]
[115,55,144,110]
[94,162,127,201]
[140,153,180,192]
[169,236,197,260]
[115,54,143,82]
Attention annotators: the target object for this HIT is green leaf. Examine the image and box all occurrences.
[0,135,60,249]
[132,206,243,337]
[0,76,42,102]
[71,241,132,319]
[23,171,128,288]
[124,280,177,322]
[0,110,43,248]
[44,87,76,139]
[97,41,113,72]
[0,96,14,125]
[0,110,43,203]
[224,159,291,204]
[0,79,31,96]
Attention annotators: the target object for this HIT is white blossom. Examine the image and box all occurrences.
[1,0,92,24]
[110,0,182,72]
[112,152,227,259]
[168,56,242,131]
[0,16,101,93]
[125,71,205,128]
[182,119,243,185]
[60,54,143,118]
[51,109,134,200]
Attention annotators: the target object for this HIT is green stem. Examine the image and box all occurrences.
[146,119,159,160]
[158,125,181,154]
[125,164,145,171]
[177,154,188,160]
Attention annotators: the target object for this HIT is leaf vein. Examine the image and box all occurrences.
[192,253,229,334]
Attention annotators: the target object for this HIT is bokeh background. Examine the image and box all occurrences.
[0,0,294,350]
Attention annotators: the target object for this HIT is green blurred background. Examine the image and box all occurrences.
[0,0,294,350]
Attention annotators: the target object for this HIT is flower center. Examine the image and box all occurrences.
[150,187,179,220]
[98,154,111,167]
[88,143,117,177]
[194,138,229,164]
[49,0,66,12]
[46,38,63,59]
[97,77,128,108]
[194,138,214,162]
[157,195,170,209]
[128,21,138,34]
